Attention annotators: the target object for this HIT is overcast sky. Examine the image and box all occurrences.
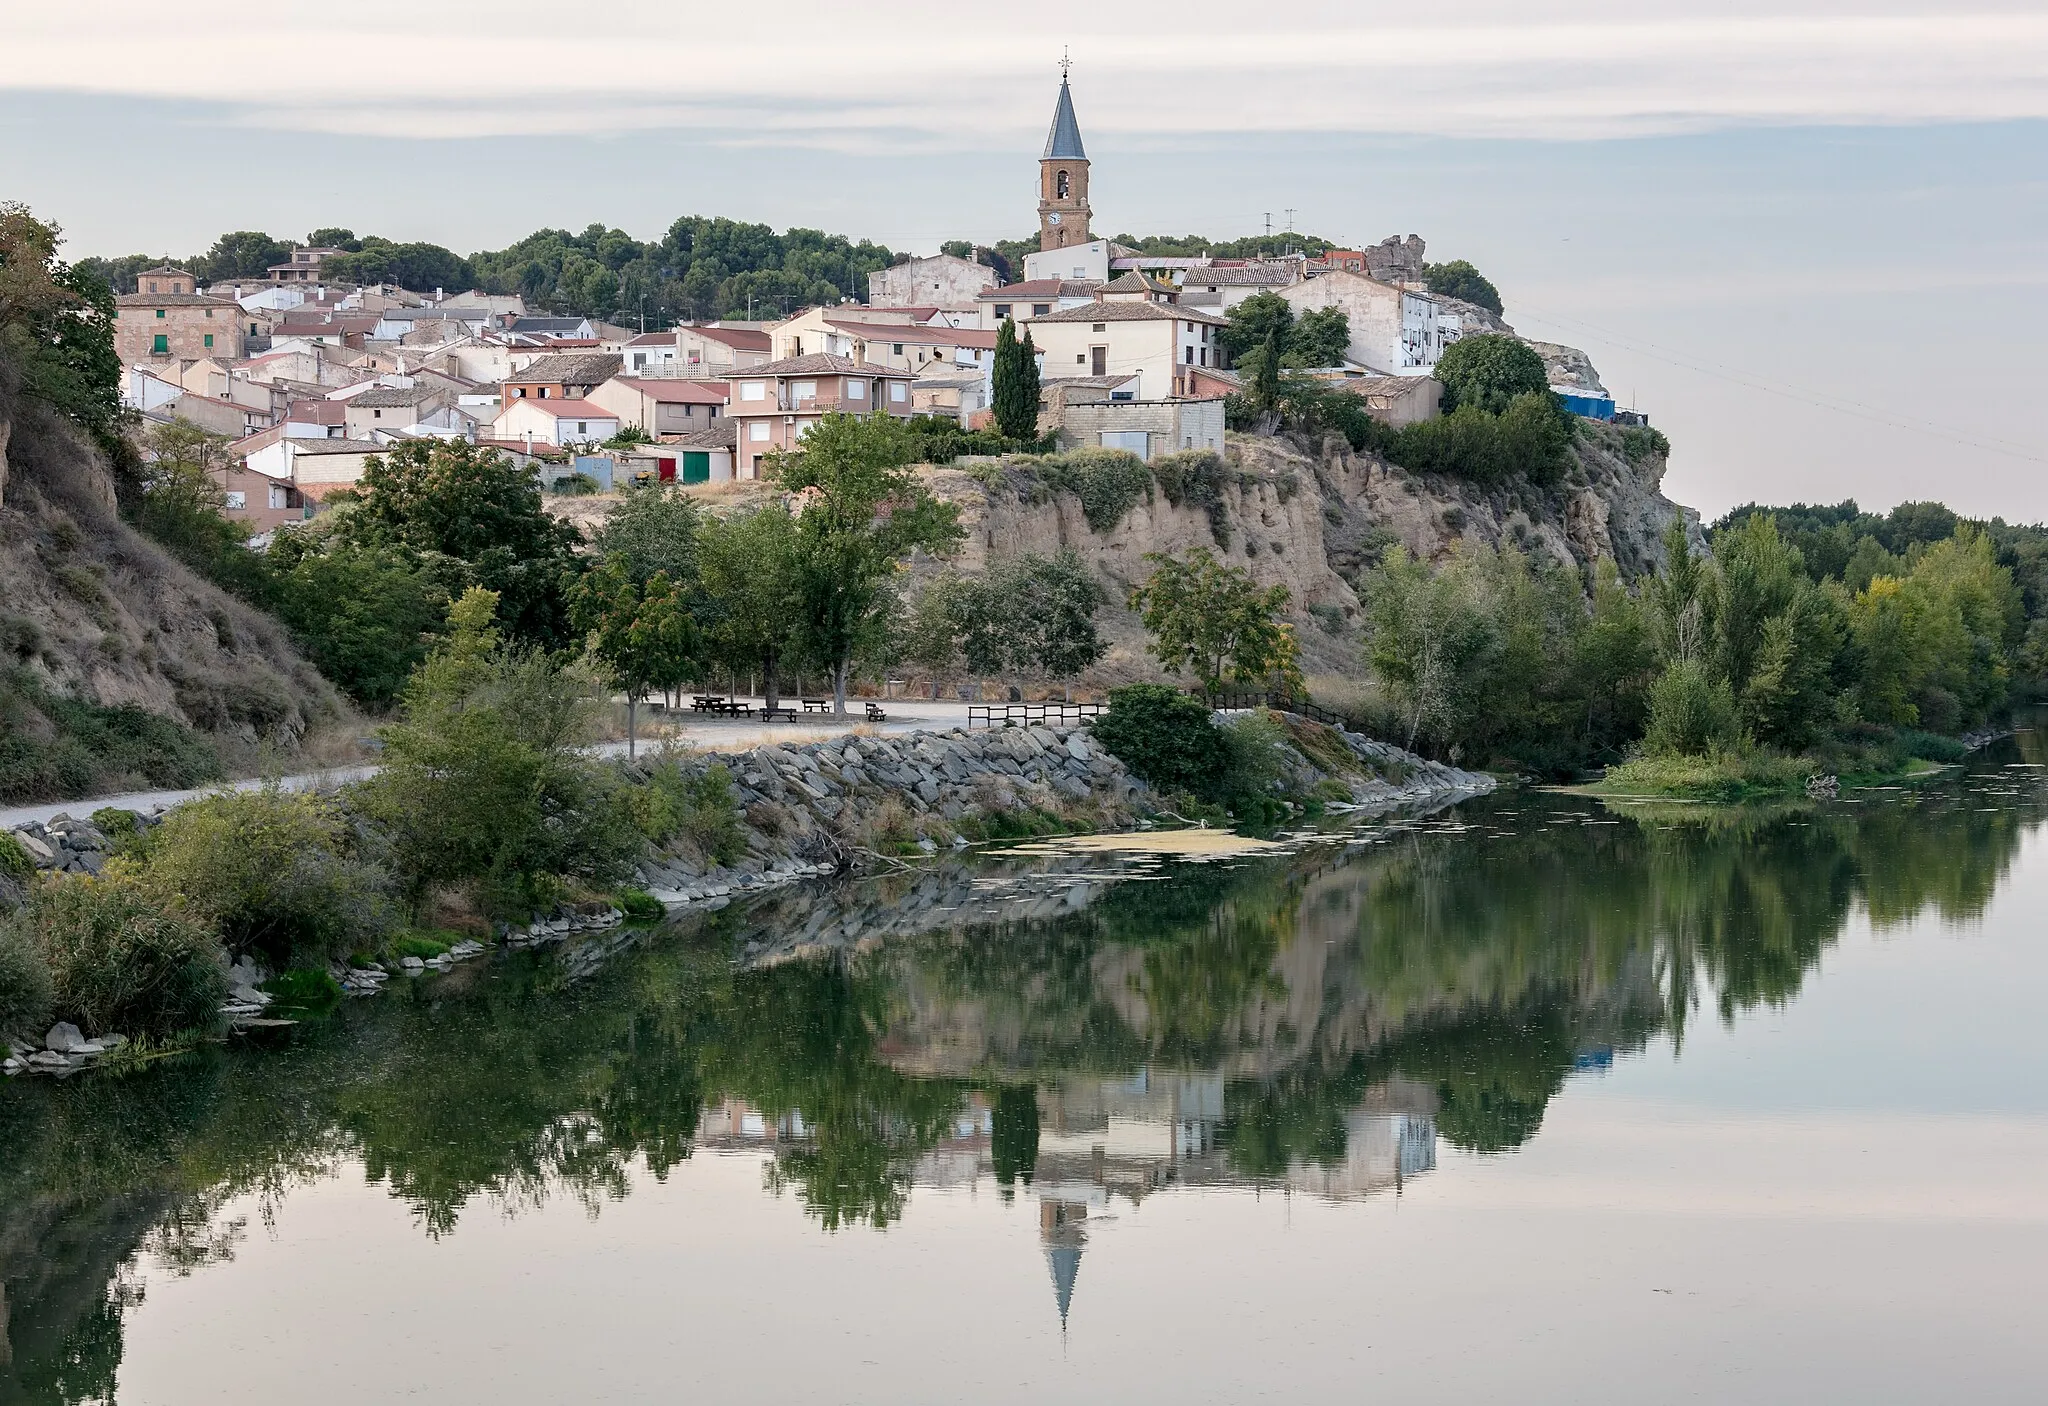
[4,0,2045,520]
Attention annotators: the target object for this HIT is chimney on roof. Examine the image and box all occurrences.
[852,342,866,366]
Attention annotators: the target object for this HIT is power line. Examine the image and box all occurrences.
[1512,300,2048,467]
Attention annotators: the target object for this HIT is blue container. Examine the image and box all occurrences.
[1556,390,1617,421]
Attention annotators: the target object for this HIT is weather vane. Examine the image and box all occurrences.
[1060,47,1071,79]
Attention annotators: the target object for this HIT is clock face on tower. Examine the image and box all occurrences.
[1048,213,1062,224]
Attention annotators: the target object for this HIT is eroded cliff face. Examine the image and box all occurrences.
[0,376,343,762]
[917,424,1695,683]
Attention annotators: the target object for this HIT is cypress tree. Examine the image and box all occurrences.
[993,316,1040,442]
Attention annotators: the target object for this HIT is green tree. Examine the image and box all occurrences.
[1423,259,1504,316]
[896,578,964,699]
[0,204,126,460]
[1217,290,1294,365]
[355,589,635,917]
[591,483,701,587]
[305,227,361,251]
[129,420,272,600]
[1432,334,1549,414]
[1289,305,1350,367]
[570,557,700,755]
[1009,548,1107,697]
[265,536,447,709]
[697,504,804,712]
[340,438,584,650]
[1130,548,1301,704]
[196,231,290,282]
[769,414,964,715]
[992,317,1041,441]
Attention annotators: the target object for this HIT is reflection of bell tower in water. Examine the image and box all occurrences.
[1040,1200,1087,1329]
[1037,60,1091,252]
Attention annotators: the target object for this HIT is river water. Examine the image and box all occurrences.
[4,737,2047,1404]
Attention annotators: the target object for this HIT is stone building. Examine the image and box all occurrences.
[115,266,246,366]
[869,253,999,310]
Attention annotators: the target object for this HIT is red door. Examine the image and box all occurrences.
[657,458,676,482]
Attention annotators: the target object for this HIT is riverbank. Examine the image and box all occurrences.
[3,712,1494,1078]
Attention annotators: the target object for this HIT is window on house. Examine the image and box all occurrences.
[994,304,1011,318]
[152,334,168,354]
[577,422,588,435]
[793,381,816,400]
[373,408,382,418]
[1092,323,1105,332]
[224,491,246,510]
[156,309,166,319]
[740,381,765,401]
[204,334,214,348]
[1033,304,1051,316]
[749,422,770,442]
[270,485,288,509]
[538,387,549,398]
[890,382,906,403]
[146,282,157,294]
[846,380,865,399]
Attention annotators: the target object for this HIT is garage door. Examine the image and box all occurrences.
[682,452,710,484]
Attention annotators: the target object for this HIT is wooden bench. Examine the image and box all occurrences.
[864,702,888,723]
[801,698,831,714]
[761,707,802,723]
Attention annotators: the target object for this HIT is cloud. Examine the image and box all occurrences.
[9,5,2048,144]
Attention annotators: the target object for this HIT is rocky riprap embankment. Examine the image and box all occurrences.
[632,717,1492,912]
[632,724,1146,907]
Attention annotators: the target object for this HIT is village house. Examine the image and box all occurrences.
[501,352,624,401]
[342,385,449,439]
[869,253,1000,310]
[243,437,385,501]
[1176,259,1304,313]
[214,462,311,534]
[672,324,772,375]
[909,371,989,423]
[976,279,1100,330]
[283,399,349,439]
[1052,396,1225,460]
[1278,270,1443,374]
[724,354,917,479]
[115,267,247,365]
[267,246,347,283]
[1021,298,1226,400]
[585,376,727,436]
[155,391,270,439]
[493,397,620,449]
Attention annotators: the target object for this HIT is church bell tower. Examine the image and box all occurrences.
[1037,64,1091,253]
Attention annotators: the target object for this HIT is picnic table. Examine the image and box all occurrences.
[690,695,727,713]
[801,698,831,714]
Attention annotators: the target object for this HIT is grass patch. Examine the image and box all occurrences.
[386,930,455,960]
[617,889,665,923]
[1592,751,1815,802]
[260,968,343,1014]
[0,667,223,804]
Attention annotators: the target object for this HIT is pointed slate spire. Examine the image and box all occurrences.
[1045,1243,1082,1327]
[1042,77,1087,162]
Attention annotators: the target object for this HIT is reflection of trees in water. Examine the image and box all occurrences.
[0,766,2039,1399]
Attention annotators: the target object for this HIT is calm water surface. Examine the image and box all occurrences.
[5,737,2048,1404]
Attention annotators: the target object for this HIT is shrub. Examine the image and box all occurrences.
[634,759,746,866]
[1619,425,1670,464]
[1089,684,1228,797]
[0,918,54,1037]
[142,786,397,968]
[89,807,142,842]
[1641,660,1743,758]
[1216,710,1290,821]
[1895,729,1969,764]
[0,830,34,884]
[1034,449,1153,533]
[12,875,227,1039]
[0,666,222,804]
[1433,335,1549,415]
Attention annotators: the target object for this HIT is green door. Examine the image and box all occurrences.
[682,452,710,484]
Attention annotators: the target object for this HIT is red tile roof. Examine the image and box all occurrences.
[612,377,729,404]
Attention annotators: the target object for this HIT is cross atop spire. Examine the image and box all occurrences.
[1059,47,1071,79]
[1042,63,1086,161]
